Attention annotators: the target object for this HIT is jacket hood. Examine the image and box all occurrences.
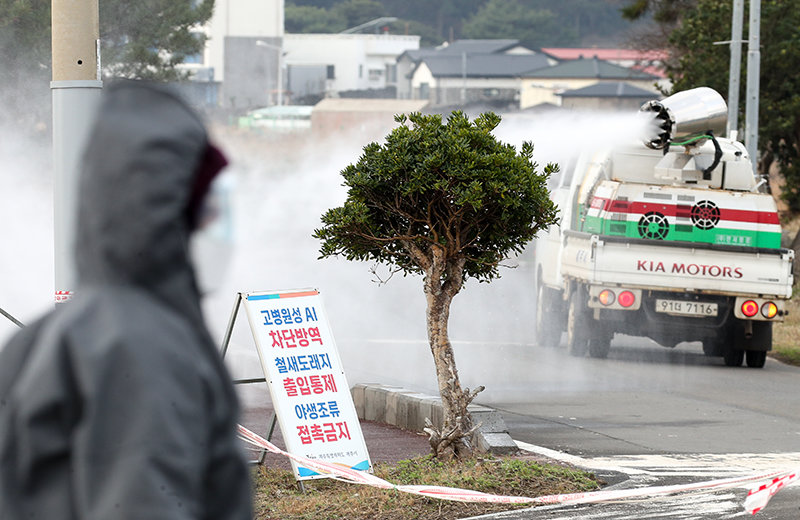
[75,81,217,322]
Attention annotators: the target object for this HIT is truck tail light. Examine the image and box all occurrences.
[761,301,778,319]
[741,300,759,317]
[618,291,636,308]
[598,289,615,306]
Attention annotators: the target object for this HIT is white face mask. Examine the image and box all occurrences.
[189,172,235,296]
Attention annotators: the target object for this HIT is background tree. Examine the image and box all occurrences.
[461,0,575,48]
[330,0,386,29]
[100,0,214,81]
[0,0,213,130]
[287,0,636,47]
[0,0,52,129]
[285,5,346,33]
[314,112,559,460]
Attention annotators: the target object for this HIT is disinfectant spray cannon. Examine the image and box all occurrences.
[640,87,728,150]
[626,87,759,191]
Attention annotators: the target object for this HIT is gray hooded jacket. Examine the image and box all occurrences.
[0,82,252,519]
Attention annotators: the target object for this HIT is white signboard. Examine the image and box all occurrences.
[241,288,371,480]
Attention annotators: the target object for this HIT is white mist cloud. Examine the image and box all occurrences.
[205,109,653,396]
[496,108,655,169]
[0,129,55,344]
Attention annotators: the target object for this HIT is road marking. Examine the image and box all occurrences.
[515,439,800,478]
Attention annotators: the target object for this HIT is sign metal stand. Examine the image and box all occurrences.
[220,292,271,465]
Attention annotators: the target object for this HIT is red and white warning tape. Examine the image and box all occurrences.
[238,424,798,514]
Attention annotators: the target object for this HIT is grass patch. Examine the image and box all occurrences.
[771,295,800,366]
[252,455,599,520]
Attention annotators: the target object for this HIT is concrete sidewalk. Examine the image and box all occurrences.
[239,401,431,471]
[238,383,519,471]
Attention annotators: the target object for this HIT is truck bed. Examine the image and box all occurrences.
[561,230,794,299]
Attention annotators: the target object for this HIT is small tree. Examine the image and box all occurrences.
[314,111,559,460]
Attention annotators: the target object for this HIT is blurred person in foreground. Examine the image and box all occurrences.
[0,81,252,519]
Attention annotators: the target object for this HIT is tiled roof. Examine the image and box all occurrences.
[541,47,668,61]
[399,39,534,62]
[435,39,525,55]
[422,53,551,78]
[523,57,658,79]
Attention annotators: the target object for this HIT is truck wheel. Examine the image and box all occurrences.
[566,290,589,357]
[723,348,744,367]
[589,330,613,359]
[702,338,724,357]
[536,284,562,347]
[745,350,767,368]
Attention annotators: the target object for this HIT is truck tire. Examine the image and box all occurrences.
[745,350,767,368]
[536,284,562,347]
[567,289,589,357]
[723,347,744,367]
[702,338,724,357]
[589,329,613,359]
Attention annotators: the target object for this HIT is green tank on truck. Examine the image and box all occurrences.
[534,87,794,368]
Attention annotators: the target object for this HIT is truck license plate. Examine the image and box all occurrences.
[655,299,718,317]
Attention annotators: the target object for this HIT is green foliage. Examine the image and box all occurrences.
[314,111,559,283]
[0,0,213,86]
[384,456,597,495]
[285,5,346,33]
[289,0,485,45]
[100,0,214,81]
[253,455,599,520]
[0,0,50,67]
[461,0,574,48]
[0,0,51,127]
[621,0,696,24]
[665,0,800,210]
[287,0,638,47]
[331,0,387,28]
[461,0,631,48]
[286,0,389,34]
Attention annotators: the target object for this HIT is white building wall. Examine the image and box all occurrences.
[410,63,436,90]
[285,34,419,94]
[207,0,284,83]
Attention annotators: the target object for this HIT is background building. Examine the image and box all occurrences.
[203,0,285,110]
[284,33,420,104]
[558,82,661,111]
[519,57,661,109]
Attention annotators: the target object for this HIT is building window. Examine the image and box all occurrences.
[359,64,363,78]
[327,65,335,79]
[368,68,383,81]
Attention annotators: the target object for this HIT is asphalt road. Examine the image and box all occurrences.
[328,333,800,519]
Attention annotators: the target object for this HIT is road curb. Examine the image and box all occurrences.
[352,383,519,455]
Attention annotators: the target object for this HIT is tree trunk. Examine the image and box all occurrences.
[421,248,482,460]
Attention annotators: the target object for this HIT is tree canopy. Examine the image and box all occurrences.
[314,111,559,459]
[315,111,559,283]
